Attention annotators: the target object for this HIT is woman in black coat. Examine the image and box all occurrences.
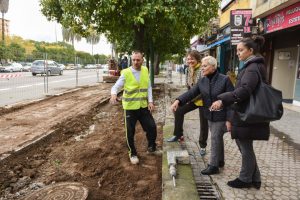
[171,56,234,175]
[211,36,269,189]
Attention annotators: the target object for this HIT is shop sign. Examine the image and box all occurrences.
[265,2,300,33]
[230,9,252,45]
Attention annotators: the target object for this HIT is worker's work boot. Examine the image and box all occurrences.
[129,155,139,164]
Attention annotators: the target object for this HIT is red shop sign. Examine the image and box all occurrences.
[265,2,300,33]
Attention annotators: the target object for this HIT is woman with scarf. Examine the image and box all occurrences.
[167,50,209,156]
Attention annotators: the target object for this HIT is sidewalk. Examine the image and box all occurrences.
[160,71,300,200]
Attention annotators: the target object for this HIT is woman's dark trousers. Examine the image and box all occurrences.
[174,102,208,148]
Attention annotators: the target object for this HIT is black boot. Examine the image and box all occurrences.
[227,178,252,188]
[201,165,219,175]
[219,161,225,168]
[252,181,261,189]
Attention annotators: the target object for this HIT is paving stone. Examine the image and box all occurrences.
[165,72,300,200]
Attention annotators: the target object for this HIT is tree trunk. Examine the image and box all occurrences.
[154,53,160,75]
[133,25,145,52]
[149,41,154,87]
[146,52,150,69]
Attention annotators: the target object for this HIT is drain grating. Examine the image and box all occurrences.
[196,182,218,200]
[188,154,220,200]
[22,182,88,200]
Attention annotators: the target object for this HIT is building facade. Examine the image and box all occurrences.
[253,0,300,104]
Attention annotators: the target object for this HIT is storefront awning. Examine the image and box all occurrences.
[199,36,230,53]
[207,36,230,48]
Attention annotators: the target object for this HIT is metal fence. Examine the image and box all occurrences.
[0,67,105,107]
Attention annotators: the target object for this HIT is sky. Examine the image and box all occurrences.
[5,0,112,56]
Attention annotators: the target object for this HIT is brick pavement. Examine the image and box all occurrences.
[161,71,300,200]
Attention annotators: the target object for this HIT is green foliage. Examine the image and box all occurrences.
[8,43,26,61]
[0,43,9,61]
[40,0,219,57]
[1,36,108,64]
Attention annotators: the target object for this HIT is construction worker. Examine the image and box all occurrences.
[110,51,157,165]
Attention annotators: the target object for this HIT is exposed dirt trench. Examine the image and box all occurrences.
[0,83,165,200]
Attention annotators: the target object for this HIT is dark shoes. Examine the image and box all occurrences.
[219,161,225,168]
[252,181,261,189]
[227,178,252,188]
[201,165,219,175]
[147,146,156,153]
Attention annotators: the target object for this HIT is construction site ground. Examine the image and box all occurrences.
[0,83,165,200]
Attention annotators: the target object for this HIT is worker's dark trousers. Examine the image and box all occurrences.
[125,107,157,157]
[173,103,208,148]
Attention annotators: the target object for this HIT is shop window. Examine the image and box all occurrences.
[256,0,268,7]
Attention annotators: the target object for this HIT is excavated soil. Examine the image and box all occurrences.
[0,83,165,200]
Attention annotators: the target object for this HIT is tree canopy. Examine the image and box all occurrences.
[0,36,108,65]
[40,0,219,56]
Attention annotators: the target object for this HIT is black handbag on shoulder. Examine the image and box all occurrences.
[235,68,283,123]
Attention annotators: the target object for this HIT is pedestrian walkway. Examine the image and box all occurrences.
[160,71,300,200]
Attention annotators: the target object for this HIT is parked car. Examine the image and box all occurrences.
[22,63,32,72]
[0,63,23,72]
[65,64,75,70]
[85,64,96,69]
[31,60,63,76]
[58,64,65,70]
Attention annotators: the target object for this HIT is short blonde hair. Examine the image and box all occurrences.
[201,56,217,69]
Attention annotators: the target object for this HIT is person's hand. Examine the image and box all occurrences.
[148,102,155,112]
[226,121,232,132]
[209,100,223,111]
[109,94,118,104]
[170,100,180,112]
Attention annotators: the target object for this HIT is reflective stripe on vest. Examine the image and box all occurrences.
[122,66,149,110]
[123,97,148,102]
[124,88,148,95]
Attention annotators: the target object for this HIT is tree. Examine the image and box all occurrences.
[86,31,100,56]
[8,43,25,61]
[62,26,82,48]
[0,0,9,43]
[41,0,218,52]
[40,0,219,84]
[0,42,8,63]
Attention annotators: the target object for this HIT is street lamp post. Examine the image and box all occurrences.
[0,0,9,43]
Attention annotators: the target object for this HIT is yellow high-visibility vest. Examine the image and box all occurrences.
[122,66,149,110]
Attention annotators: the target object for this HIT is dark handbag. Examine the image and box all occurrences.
[235,69,283,123]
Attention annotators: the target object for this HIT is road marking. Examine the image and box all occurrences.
[0,88,11,92]
[16,85,35,88]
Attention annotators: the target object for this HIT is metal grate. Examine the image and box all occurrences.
[188,153,221,200]
[196,182,219,200]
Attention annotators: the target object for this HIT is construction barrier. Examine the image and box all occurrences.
[0,73,23,79]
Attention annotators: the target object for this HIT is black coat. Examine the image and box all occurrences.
[177,71,234,122]
[218,57,270,140]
